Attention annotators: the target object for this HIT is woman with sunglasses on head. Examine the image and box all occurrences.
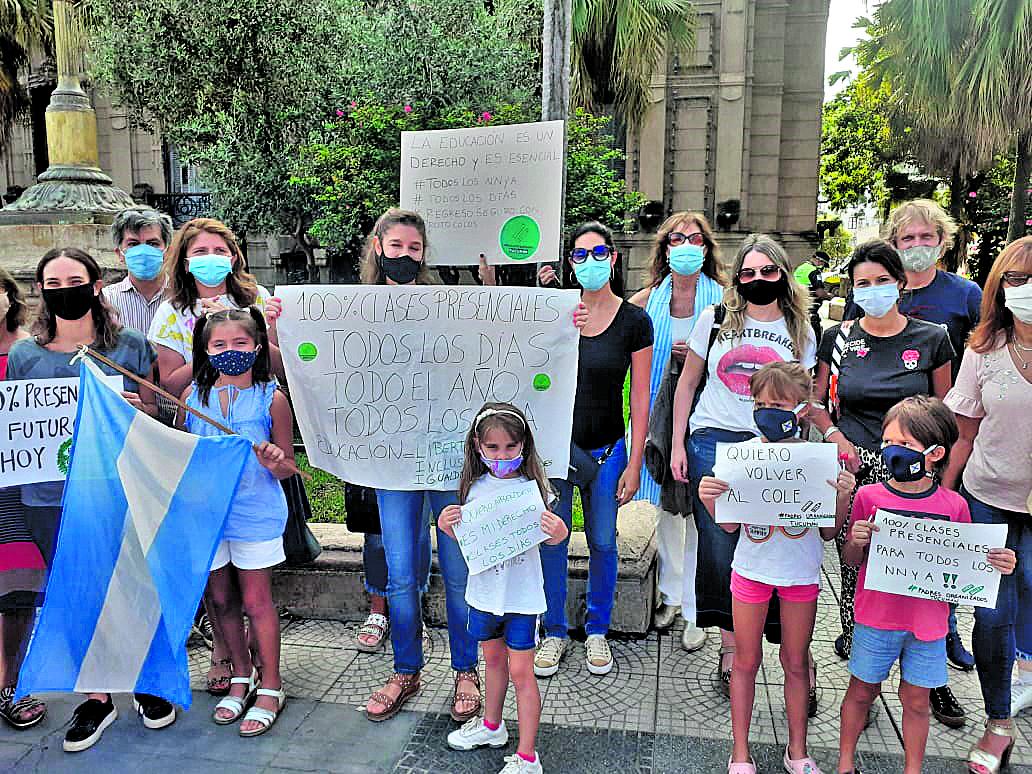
[533,222,654,679]
[670,234,817,697]
[628,213,724,649]
[941,237,1032,774]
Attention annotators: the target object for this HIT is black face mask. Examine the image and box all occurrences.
[42,284,96,321]
[378,253,421,285]
[737,274,787,306]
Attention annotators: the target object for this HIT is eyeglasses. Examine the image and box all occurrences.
[569,245,612,263]
[668,231,706,247]
[737,264,782,282]
[1002,271,1030,287]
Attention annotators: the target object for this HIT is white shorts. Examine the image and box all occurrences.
[210,537,285,571]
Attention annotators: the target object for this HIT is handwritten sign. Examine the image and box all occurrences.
[454,480,548,575]
[0,375,122,486]
[400,120,564,265]
[864,510,1007,608]
[275,285,579,490]
[711,441,840,527]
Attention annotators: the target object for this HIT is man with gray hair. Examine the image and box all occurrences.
[101,205,173,336]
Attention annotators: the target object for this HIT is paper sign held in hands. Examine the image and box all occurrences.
[864,510,1007,608]
[454,480,548,575]
[711,441,840,527]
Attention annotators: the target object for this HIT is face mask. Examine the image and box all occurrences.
[899,245,940,273]
[1004,283,1032,324]
[378,253,422,285]
[573,260,611,291]
[189,254,233,287]
[208,347,259,376]
[753,403,806,442]
[123,244,164,281]
[669,244,705,276]
[853,283,899,318]
[0,291,9,320]
[42,284,96,321]
[480,453,524,478]
[881,443,940,482]
[736,274,787,306]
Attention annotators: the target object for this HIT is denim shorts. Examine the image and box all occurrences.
[849,623,947,689]
[467,608,539,651]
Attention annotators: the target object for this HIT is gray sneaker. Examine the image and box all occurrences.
[585,634,613,675]
[533,637,567,677]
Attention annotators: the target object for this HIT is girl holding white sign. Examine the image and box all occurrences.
[839,396,1015,774]
[699,362,855,774]
[438,403,567,774]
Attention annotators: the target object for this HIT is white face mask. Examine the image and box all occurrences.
[0,292,9,319]
[1004,283,1032,324]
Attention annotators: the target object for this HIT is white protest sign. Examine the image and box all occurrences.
[711,441,840,527]
[0,375,122,486]
[400,120,564,265]
[454,480,548,575]
[276,285,580,490]
[864,510,1008,608]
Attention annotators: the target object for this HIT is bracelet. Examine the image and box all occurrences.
[823,425,843,441]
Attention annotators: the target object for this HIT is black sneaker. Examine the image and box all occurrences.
[191,612,214,650]
[63,698,117,753]
[133,693,176,729]
[930,685,966,728]
[945,632,974,671]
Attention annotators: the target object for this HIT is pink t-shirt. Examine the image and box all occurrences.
[851,481,972,641]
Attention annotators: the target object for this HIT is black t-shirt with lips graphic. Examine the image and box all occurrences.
[818,317,954,452]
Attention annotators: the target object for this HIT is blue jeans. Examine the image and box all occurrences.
[541,437,627,638]
[362,496,432,597]
[964,487,1032,719]
[375,489,477,674]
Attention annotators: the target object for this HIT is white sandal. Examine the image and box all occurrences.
[239,687,286,737]
[212,668,257,725]
[357,613,389,652]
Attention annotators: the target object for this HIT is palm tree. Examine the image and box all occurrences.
[0,0,52,152]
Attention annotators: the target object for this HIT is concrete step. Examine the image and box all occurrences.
[273,500,659,634]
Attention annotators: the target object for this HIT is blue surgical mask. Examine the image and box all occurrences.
[189,254,234,288]
[481,454,524,478]
[880,443,940,482]
[669,244,705,276]
[208,347,258,376]
[123,244,164,280]
[572,260,611,291]
[753,403,806,441]
[852,283,899,318]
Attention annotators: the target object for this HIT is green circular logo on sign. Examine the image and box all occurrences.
[297,342,318,362]
[499,215,541,261]
[532,373,551,391]
[57,437,73,475]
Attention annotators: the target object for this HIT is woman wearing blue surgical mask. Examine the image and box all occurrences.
[534,221,654,679]
[809,240,954,667]
[628,213,724,649]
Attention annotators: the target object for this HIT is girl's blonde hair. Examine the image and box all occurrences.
[457,402,553,507]
[749,361,812,405]
[721,234,812,358]
[360,208,435,286]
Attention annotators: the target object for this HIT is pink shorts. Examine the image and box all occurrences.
[730,570,819,604]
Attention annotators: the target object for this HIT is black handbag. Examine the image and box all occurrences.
[567,442,617,489]
[281,473,322,566]
[344,482,382,535]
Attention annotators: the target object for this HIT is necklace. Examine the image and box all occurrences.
[1012,342,1029,370]
[1012,339,1032,351]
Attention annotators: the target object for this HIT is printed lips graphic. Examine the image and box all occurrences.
[717,344,782,395]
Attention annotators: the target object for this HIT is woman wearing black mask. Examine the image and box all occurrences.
[5,247,166,752]
[670,234,816,697]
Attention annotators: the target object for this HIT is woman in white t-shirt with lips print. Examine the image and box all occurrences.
[670,234,817,696]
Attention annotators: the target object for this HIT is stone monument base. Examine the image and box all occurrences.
[0,218,122,291]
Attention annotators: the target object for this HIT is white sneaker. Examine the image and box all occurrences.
[447,716,508,750]
[680,622,707,653]
[1013,674,1032,715]
[499,752,544,773]
[585,634,614,675]
[534,637,567,677]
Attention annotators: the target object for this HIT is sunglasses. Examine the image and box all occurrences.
[569,245,613,263]
[1002,271,1030,287]
[668,231,706,247]
[737,264,782,282]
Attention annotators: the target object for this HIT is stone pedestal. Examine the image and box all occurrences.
[0,221,122,293]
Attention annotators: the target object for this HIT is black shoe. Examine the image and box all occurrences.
[133,693,176,729]
[930,685,966,728]
[945,632,974,671]
[808,663,818,718]
[64,698,117,753]
[834,633,851,660]
[191,612,214,650]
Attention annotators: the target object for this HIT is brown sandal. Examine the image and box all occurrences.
[206,657,233,696]
[450,669,482,723]
[366,672,420,723]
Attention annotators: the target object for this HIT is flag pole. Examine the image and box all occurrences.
[79,346,312,481]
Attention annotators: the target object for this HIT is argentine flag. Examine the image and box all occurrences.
[18,359,253,708]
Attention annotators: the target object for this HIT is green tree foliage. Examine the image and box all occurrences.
[0,0,52,152]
